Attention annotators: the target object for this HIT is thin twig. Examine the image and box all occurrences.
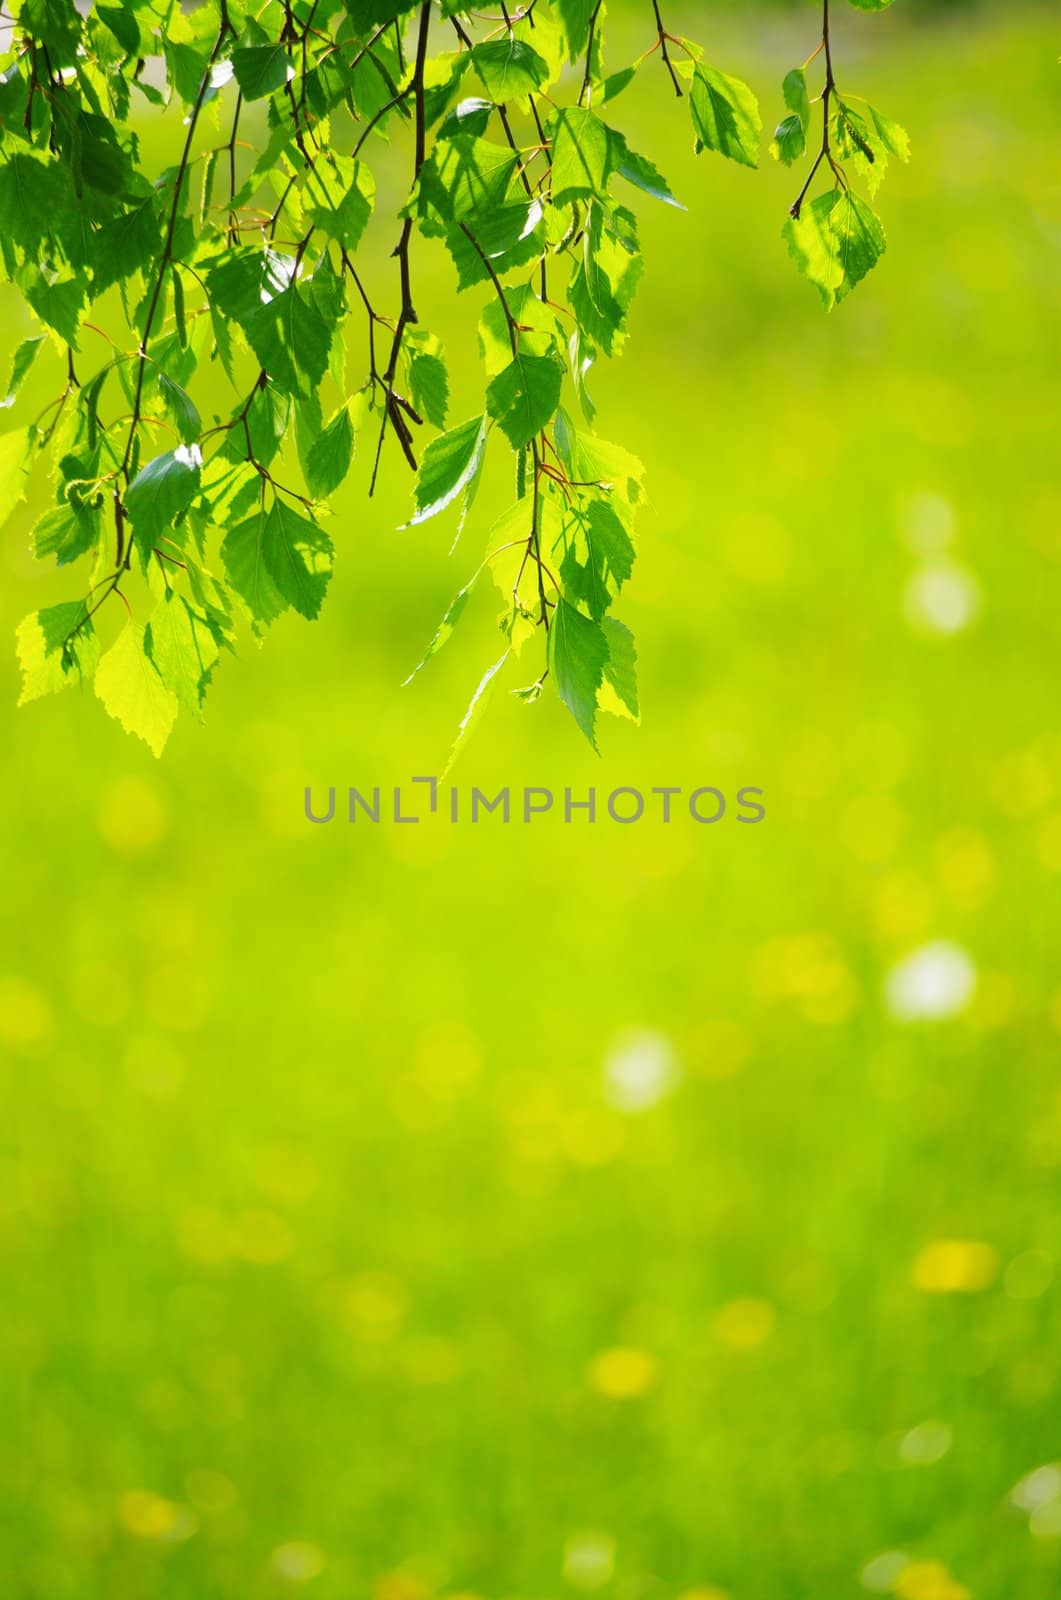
[651,0,682,97]
[370,2,432,494]
[790,0,842,219]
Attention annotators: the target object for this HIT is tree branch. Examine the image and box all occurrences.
[370,1,432,494]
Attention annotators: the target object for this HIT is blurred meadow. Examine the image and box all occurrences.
[1,2,1060,1597]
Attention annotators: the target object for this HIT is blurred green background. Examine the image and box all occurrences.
[2,3,1060,1597]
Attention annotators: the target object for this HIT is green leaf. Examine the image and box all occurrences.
[601,616,639,720]
[437,97,494,140]
[95,621,179,757]
[124,444,202,548]
[846,0,896,9]
[586,498,635,592]
[304,156,375,250]
[91,198,162,295]
[164,39,215,104]
[550,597,609,751]
[833,99,878,176]
[419,136,519,226]
[567,214,643,359]
[59,107,134,197]
[404,568,481,685]
[783,67,811,132]
[172,266,187,347]
[561,494,636,621]
[157,373,201,444]
[405,330,449,429]
[598,67,638,106]
[96,5,140,56]
[227,382,289,470]
[0,427,30,525]
[232,44,290,102]
[304,402,355,498]
[478,283,556,377]
[688,64,762,168]
[550,108,611,203]
[445,200,546,290]
[346,0,421,28]
[553,412,645,510]
[20,0,81,60]
[552,0,597,59]
[444,650,510,776]
[221,510,290,634]
[834,99,909,194]
[471,39,550,101]
[33,502,99,567]
[486,353,563,449]
[145,589,219,712]
[0,153,75,259]
[607,131,684,209]
[285,283,333,393]
[408,414,488,525]
[206,250,332,399]
[16,603,100,704]
[771,113,805,167]
[261,498,334,620]
[868,103,911,163]
[782,188,887,308]
[20,266,86,346]
[1,337,45,409]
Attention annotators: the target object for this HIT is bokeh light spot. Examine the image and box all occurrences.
[587,1346,659,1399]
[712,1298,775,1350]
[893,1560,969,1600]
[234,1209,294,1265]
[898,1421,953,1465]
[912,1239,998,1294]
[97,774,169,857]
[272,1542,327,1582]
[563,1532,616,1590]
[885,942,976,1022]
[344,1273,408,1342]
[860,1551,909,1592]
[0,977,53,1049]
[117,1490,197,1543]
[903,563,980,635]
[901,492,955,556]
[602,1030,681,1113]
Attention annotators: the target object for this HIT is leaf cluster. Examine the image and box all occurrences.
[0,0,906,756]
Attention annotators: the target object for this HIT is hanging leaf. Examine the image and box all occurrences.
[783,188,886,308]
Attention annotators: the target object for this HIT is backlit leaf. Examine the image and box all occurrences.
[94,620,179,756]
[550,596,609,750]
[408,414,488,525]
[783,187,886,308]
[486,352,563,449]
[688,63,761,168]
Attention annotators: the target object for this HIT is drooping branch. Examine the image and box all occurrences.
[370,0,432,493]
[651,0,682,97]
[789,0,842,219]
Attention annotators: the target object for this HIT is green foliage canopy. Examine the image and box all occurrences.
[0,0,906,756]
